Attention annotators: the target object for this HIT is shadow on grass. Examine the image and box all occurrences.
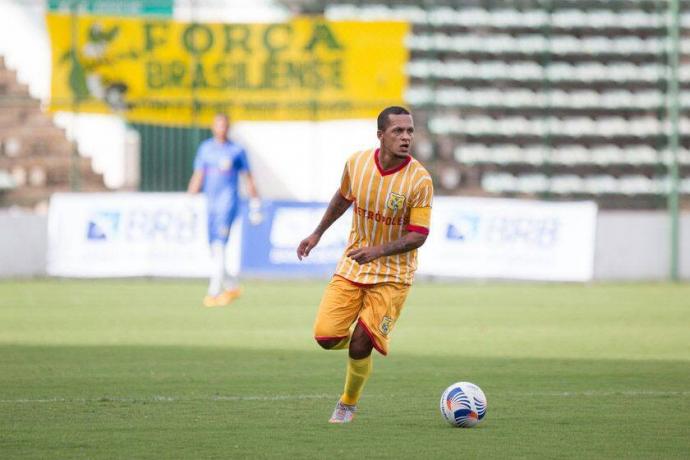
[1,345,688,459]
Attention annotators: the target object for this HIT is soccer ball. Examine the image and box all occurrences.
[439,381,487,427]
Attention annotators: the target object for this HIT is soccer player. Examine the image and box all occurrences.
[296,106,433,423]
[187,113,262,307]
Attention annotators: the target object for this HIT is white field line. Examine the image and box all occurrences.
[0,390,688,404]
[0,394,338,404]
[507,390,690,397]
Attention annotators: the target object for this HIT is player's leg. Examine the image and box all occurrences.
[313,276,363,350]
[329,321,374,423]
[348,322,375,359]
[340,322,374,400]
[330,283,411,422]
[214,206,241,304]
[203,212,222,306]
[204,211,238,307]
[208,239,226,296]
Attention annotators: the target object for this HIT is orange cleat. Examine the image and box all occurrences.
[215,287,242,306]
[202,295,218,308]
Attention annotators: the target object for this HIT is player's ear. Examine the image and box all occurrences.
[377,129,383,140]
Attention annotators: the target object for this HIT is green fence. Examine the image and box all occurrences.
[131,123,209,192]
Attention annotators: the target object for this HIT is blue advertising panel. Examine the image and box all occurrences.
[239,201,351,277]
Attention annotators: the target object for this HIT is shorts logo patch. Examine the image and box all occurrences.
[386,192,406,212]
[379,316,393,335]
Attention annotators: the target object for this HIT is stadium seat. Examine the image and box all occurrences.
[517,174,549,194]
[552,146,591,165]
[493,144,524,164]
[618,175,656,195]
[550,174,584,194]
[591,146,624,166]
[0,169,15,190]
[455,144,489,164]
[584,175,619,195]
[627,146,659,165]
[681,177,690,194]
[439,167,461,189]
[523,146,548,165]
[482,172,518,193]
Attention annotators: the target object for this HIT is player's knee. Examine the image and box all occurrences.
[348,330,373,359]
[315,337,342,350]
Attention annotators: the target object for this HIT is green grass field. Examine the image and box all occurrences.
[1,280,688,459]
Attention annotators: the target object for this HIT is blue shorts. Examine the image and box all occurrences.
[207,206,238,244]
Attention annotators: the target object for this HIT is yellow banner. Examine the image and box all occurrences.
[47,14,408,124]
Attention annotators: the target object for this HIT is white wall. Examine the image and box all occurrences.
[0,210,46,277]
[233,119,377,201]
[594,211,690,281]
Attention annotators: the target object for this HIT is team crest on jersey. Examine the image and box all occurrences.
[219,158,232,171]
[386,192,406,212]
[379,316,393,335]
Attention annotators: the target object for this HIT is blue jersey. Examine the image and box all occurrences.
[193,138,250,243]
[193,138,250,213]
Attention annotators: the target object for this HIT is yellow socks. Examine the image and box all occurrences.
[340,355,372,406]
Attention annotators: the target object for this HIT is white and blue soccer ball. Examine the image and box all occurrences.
[440,381,487,427]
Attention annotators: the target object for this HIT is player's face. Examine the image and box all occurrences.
[212,116,229,140]
[378,114,414,158]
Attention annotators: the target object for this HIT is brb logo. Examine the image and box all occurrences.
[86,207,199,243]
[86,211,121,241]
[445,211,561,248]
[268,207,349,264]
[446,212,480,242]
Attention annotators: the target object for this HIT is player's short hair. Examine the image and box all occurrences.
[377,106,411,131]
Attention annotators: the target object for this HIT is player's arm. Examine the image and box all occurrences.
[244,171,259,199]
[188,144,206,193]
[244,172,263,225]
[297,189,352,260]
[236,148,264,224]
[347,231,427,265]
[187,170,204,193]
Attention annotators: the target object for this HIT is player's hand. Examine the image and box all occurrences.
[347,246,382,265]
[248,198,263,225]
[297,233,320,260]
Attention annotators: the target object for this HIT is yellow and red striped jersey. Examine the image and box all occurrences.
[335,148,433,285]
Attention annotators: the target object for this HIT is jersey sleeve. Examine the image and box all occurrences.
[339,162,354,201]
[193,143,205,171]
[235,148,250,173]
[407,175,433,235]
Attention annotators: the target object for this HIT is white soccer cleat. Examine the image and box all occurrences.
[328,400,356,424]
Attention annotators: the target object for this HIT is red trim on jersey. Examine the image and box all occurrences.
[334,274,373,288]
[338,190,354,202]
[406,224,430,235]
[374,148,412,176]
[314,335,349,341]
[356,318,387,356]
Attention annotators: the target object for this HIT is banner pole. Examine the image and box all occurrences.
[667,0,681,281]
[69,1,81,192]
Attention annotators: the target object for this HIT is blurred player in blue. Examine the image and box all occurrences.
[187,113,262,307]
